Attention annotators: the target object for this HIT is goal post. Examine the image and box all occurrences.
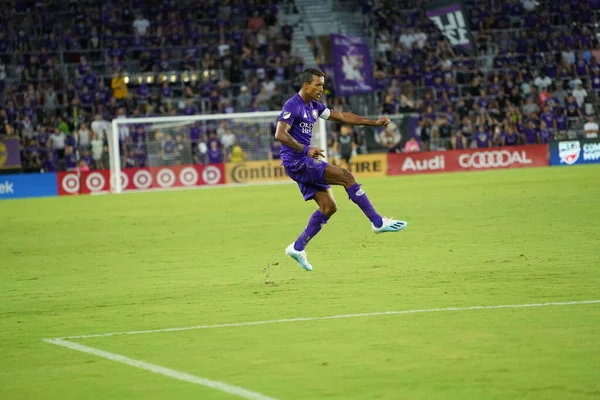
[109,110,328,193]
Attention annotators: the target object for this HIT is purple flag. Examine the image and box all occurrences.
[330,34,375,96]
[0,138,22,169]
[426,0,476,56]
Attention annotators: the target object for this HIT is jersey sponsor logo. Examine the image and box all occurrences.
[558,141,581,165]
[458,150,532,169]
[299,121,315,134]
[282,111,291,119]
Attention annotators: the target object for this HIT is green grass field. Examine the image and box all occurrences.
[1,165,599,400]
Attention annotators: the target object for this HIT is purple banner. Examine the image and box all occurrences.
[330,34,375,96]
[0,138,21,169]
[425,0,476,56]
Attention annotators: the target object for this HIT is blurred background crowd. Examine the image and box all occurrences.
[0,0,599,173]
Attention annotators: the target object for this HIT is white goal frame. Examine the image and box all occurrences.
[110,110,328,193]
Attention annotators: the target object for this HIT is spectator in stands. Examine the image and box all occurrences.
[584,115,599,138]
[404,136,421,152]
[206,140,223,164]
[76,122,91,152]
[161,133,178,165]
[111,69,128,103]
[80,148,93,168]
[23,139,43,172]
[64,145,77,171]
[90,133,103,169]
[49,127,66,161]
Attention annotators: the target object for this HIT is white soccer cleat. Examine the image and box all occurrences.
[285,243,313,271]
[372,217,408,234]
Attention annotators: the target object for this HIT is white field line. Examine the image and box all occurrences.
[43,338,279,400]
[53,299,600,340]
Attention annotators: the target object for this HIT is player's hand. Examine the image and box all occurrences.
[376,117,390,127]
[307,147,325,159]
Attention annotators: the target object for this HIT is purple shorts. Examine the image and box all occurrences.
[284,156,330,201]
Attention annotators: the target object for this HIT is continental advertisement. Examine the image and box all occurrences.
[225,160,289,184]
[224,154,387,184]
[347,153,387,177]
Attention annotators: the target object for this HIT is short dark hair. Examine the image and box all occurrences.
[301,68,325,85]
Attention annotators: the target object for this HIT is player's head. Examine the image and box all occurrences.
[300,68,325,101]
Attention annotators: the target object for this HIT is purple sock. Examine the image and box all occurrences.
[294,210,329,251]
[346,183,383,228]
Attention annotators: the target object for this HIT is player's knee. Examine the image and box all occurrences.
[342,168,356,187]
[321,201,337,217]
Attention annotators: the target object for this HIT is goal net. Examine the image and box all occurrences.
[102,111,327,193]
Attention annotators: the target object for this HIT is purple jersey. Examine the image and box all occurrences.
[524,127,538,144]
[65,153,77,170]
[541,112,554,127]
[207,148,222,163]
[592,75,600,90]
[474,131,490,148]
[277,94,330,165]
[538,129,552,144]
[555,114,567,131]
[504,132,518,146]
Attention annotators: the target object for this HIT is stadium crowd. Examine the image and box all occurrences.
[360,0,600,152]
[1,0,599,173]
[0,0,300,172]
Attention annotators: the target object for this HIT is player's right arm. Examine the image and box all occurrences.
[275,121,324,159]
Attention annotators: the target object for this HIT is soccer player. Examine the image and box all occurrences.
[275,68,407,271]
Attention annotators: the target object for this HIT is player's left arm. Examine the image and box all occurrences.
[328,109,390,127]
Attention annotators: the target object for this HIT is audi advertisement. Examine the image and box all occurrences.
[56,164,225,195]
[388,145,549,175]
[549,138,600,166]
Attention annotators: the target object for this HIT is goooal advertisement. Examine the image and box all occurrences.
[549,139,600,166]
[388,145,548,175]
[57,164,225,195]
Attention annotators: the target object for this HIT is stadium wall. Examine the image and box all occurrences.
[8,142,599,200]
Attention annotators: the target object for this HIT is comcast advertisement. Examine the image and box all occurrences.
[549,139,600,166]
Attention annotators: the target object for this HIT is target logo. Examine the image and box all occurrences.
[110,171,129,190]
[157,169,176,188]
[61,174,79,194]
[179,167,199,186]
[202,165,222,185]
[85,172,106,192]
[133,170,153,189]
